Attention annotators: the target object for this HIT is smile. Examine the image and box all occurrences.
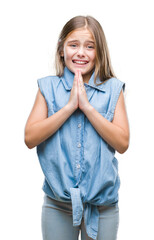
[72,60,89,65]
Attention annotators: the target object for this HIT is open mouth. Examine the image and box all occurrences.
[72,60,89,65]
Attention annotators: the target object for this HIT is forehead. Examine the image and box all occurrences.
[66,27,94,42]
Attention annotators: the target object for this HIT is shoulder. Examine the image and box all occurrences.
[37,75,61,91]
[103,77,125,93]
[37,75,60,86]
[105,77,125,91]
[37,75,61,98]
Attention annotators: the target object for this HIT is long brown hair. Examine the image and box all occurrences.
[55,15,116,85]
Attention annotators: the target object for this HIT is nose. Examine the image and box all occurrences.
[77,46,85,58]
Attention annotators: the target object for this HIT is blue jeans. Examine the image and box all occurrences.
[41,194,119,240]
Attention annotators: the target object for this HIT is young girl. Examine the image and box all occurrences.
[25,16,129,240]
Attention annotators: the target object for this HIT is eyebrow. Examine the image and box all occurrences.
[67,40,95,44]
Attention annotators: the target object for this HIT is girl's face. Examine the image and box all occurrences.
[62,28,96,83]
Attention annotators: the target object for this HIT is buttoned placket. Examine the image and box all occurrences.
[74,83,92,185]
[74,109,85,186]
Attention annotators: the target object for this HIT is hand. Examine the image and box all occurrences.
[77,70,91,112]
[67,70,91,112]
[67,70,79,111]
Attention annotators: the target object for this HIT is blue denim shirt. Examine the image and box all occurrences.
[37,67,125,240]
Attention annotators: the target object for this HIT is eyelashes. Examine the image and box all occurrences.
[70,44,77,48]
[69,44,95,49]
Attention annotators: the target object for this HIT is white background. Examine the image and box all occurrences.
[0,0,154,239]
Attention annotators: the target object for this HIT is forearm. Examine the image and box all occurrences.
[25,104,75,149]
[83,105,129,154]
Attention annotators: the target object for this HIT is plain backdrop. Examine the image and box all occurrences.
[0,0,154,239]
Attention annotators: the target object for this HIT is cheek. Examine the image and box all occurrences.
[88,51,96,62]
[64,48,75,61]
[92,52,96,61]
[64,54,69,62]
[90,56,96,66]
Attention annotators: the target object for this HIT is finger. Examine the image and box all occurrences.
[75,69,80,78]
[73,71,78,87]
[78,71,84,86]
[78,73,85,92]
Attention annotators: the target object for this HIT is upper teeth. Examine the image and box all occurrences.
[73,60,87,64]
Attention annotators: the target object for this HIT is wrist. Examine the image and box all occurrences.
[65,103,77,114]
[81,103,94,115]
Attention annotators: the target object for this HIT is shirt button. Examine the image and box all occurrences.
[78,123,81,128]
[76,164,80,169]
[77,143,81,148]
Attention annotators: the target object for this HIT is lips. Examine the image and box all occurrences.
[72,59,89,65]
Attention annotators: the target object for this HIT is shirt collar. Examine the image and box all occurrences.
[60,67,106,92]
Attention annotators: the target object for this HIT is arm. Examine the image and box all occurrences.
[24,89,75,149]
[82,90,130,154]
